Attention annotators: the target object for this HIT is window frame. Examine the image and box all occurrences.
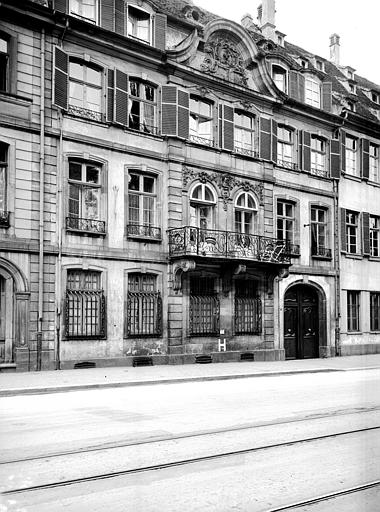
[189,96,214,146]
[305,76,321,108]
[310,136,327,177]
[310,206,330,258]
[234,191,257,234]
[126,272,162,338]
[277,126,294,169]
[127,170,160,240]
[234,111,256,157]
[347,290,360,332]
[370,215,380,257]
[277,199,296,245]
[189,183,216,230]
[370,292,380,331]
[272,65,288,93]
[345,135,359,177]
[369,143,379,182]
[70,0,99,24]
[68,58,104,122]
[346,210,360,254]
[126,4,153,45]
[128,78,157,134]
[0,34,9,93]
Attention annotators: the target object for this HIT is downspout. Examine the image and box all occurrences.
[333,178,341,356]
[37,28,46,371]
[55,111,63,370]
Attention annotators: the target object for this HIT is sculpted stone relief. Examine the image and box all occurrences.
[183,167,264,210]
[201,37,248,87]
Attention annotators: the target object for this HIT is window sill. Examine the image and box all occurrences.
[127,234,162,243]
[369,256,380,261]
[342,253,363,260]
[311,255,332,261]
[65,336,107,341]
[124,125,161,139]
[67,228,106,237]
[342,172,362,183]
[0,91,32,104]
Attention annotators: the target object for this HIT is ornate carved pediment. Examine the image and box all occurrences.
[183,167,264,210]
[201,36,248,87]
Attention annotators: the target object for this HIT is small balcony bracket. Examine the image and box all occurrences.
[172,259,196,292]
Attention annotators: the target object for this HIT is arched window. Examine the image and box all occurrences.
[189,183,216,230]
[235,192,257,234]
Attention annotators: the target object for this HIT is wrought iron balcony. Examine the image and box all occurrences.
[168,227,290,264]
[310,167,328,178]
[234,146,259,158]
[284,242,300,257]
[277,159,298,171]
[0,210,10,228]
[127,223,162,240]
[189,134,214,147]
[66,216,106,235]
[311,245,332,258]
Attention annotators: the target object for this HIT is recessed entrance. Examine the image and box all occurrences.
[0,273,14,363]
[284,284,319,359]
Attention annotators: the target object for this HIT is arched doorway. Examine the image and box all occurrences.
[284,284,319,359]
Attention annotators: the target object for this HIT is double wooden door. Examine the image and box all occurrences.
[284,285,319,359]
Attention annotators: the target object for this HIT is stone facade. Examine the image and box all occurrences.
[0,0,379,371]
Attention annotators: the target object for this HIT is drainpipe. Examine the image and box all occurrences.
[36,28,46,371]
[55,111,63,370]
[333,179,341,356]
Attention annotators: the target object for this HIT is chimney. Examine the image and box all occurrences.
[330,33,340,66]
[258,0,276,41]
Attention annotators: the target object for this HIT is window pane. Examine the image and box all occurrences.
[130,81,139,97]
[129,173,140,191]
[70,62,84,81]
[204,186,214,202]
[83,188,99,219]
[68,183,80,216]
[69,82,84,105]
[143,176,154,193]
[0,167,6,210]
[86,86,102,112]
[0,38,7,53]
[86,165,99,184]
[86,66,101,87]
[69,162,82,181]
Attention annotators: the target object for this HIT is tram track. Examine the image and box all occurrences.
[1,404,378,465]
[2,425,379,496]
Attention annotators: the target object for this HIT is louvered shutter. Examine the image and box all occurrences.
[340,208,347,252]
[303,131,311,172]
[289,71,304,102]
[101,0,115,31]
[107,69,114,123]
[271,120,277,162]
[154,13,167,51]
[177,89,189,139]
[223,105,234,151]
[361,138,370,179]
[161,86,178,136]
[330,138,341,179]
[54,0,68,13]
[341,130,346,173]
[53,47,68,110]
[218,105,223,148]
[115,69,128,125]
[298,130,303,169]
[260,118,272,161]
[322,82,332,112]
[362,212,370,256]
[115,0,125,35]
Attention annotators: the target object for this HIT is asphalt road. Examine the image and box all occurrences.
[1,368,379,511]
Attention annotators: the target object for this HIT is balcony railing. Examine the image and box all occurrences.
[284,242,300,257]
[277,159,298,171]
[168,227,290,264]
[189,134,214,147]
[66,216,106,235]
[127,224,162,240]
[311,246,332,258]
[0,210,10,228]
[310,167,328,178]
[68,105,103,123]
[234,146,259,158]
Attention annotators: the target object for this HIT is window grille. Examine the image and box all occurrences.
[190,277,219,336]
[235,281,261,334]
[127,273,162,337]
[66,270,106,338]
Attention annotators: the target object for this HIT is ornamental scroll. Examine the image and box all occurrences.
[183,167,264,210]
[201,37,248,87]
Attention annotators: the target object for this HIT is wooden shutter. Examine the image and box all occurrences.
[361,138,370,179]
[115,0,125,35]
[303,131,311,172]
[330,138,341,179]
[177,89,189,139]
[161,85,178,136]
[289,71,305,102]
[107,68,114,123]
[154,13,167,51]
[322,82,332,112]
[115,69,128,125]
[341,130,346,173]
[101,0,115,31]
[298,130,303,170]
[260,118,272,161]
[219,105,234,151]
[53,47,68,110]
[54,0,68,13]
[271,120,277,162]
[340,208,347,252]
[362,212,370,256]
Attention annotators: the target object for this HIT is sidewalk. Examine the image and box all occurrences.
[0,354,380,397]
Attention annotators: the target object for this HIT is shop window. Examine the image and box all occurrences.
[128,79,157,134]
[66,270,106,338]
[190,277,219,336]
[67,160,105,235]
[234,280,261,335]
[234,112,255,157]
[190,97,213,146]
[370,293,380,331]
[70,0,98,23]
[69,60,103,121]
[127,172,160,239]
[347,291,360,332]
[126,273,162,337]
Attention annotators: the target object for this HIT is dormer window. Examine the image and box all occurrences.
[371,91,380,104]
[70,0,98,23]
[127,5,151,44]
[349,84,356,95]
[272,65,287,93]
[300,59,308,69]
[305,76,321,108]
[315,60,324,72]
[347,101,355,112]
